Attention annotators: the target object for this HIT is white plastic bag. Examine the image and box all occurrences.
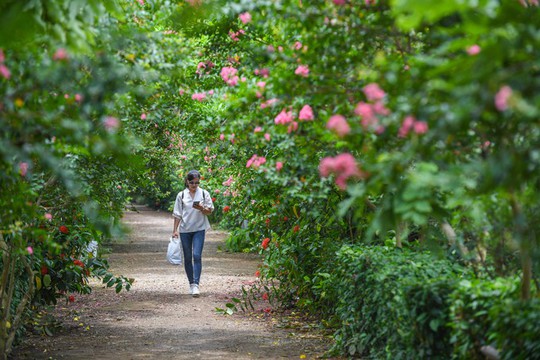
[167,237,182,265]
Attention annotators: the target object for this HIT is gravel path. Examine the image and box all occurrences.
[10,206,331,359]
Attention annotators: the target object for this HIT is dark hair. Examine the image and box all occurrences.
[184,170,201,187]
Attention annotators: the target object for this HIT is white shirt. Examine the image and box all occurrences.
[172,188,214,233]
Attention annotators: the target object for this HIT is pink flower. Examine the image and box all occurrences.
[287,121,298,133]
[140,113,147,120]
[261,98,279,109]
[179,89,185,95]
[257,81,266,89]
[294,41,303,50]
[191,92,206,101]
[254,126,263,133]
[294,65,309,77]
[103,116,120,131]
[467,45,481,56]
[398,116,416,138]
[27,246,33,255]
[319,157,336,177]
[223,176,234,187]
[52,48,68,61]
[138,0,145,5]
[246,154,267,168]
[363,83,386,102]
[298,105,314,121]
[326,115,350,137]
[413,121,428,135]
[220,66,239,86]
[45,213,53,220]
[495,85,512,111]
[319,153,363,190]
[354,102,375,122]
[74,94,83,102]
[274,109,294,125]
[0,64,10,79]
[219,133,225,140]
[229,30,242,42]
[372,101,390,116]
[398,116,428,137]
[239,12,252,24]
[19,162,28,177]
[264,133,271,141]
[333,0,347,4]
[276,162,283,171]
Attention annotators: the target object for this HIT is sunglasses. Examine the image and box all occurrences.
[188,181,200,185]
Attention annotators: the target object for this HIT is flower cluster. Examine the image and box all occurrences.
[354,83,390,133]
[246,154,267,168]
[398,116,428,138]
[298,105,314,121]
[220,66,239,86]
[239,12,252,24]
[295,65,309,77]
[0,49,10,79]
[326,115,350,137]
[319,153,364,190]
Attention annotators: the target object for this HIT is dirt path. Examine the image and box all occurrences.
[11,206,331,359]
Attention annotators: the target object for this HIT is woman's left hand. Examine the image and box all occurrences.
[194,204,210,214]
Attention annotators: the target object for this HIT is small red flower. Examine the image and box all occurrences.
[255,270,261,277]
[73,260,85,268]
[69,295,75,302]
[59,225,69,234]
[261,237,270,250]
[283,216,288,222]
[262,292,269,301]
[265,218,270,226]
[293,225,300,233]
[223,206,231,212]
[263,307,271,313]
[41,265,48,275]
[212,197,216,202]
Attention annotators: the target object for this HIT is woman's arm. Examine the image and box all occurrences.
[173,217,181,237]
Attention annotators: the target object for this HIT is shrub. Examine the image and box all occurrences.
[450,277,540,360]
[327,245,464,359]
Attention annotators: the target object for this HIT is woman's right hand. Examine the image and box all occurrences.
[172,231,179,238]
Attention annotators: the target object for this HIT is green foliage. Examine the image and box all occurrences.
[2,0,540,358]
[449,278,539,360]
[326,245,464,358]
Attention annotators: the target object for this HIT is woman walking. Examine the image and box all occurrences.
[172,170,214,297]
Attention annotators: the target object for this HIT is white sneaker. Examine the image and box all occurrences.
[191,284,200,297]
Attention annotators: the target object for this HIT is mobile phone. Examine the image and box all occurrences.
[193,201,200,206]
